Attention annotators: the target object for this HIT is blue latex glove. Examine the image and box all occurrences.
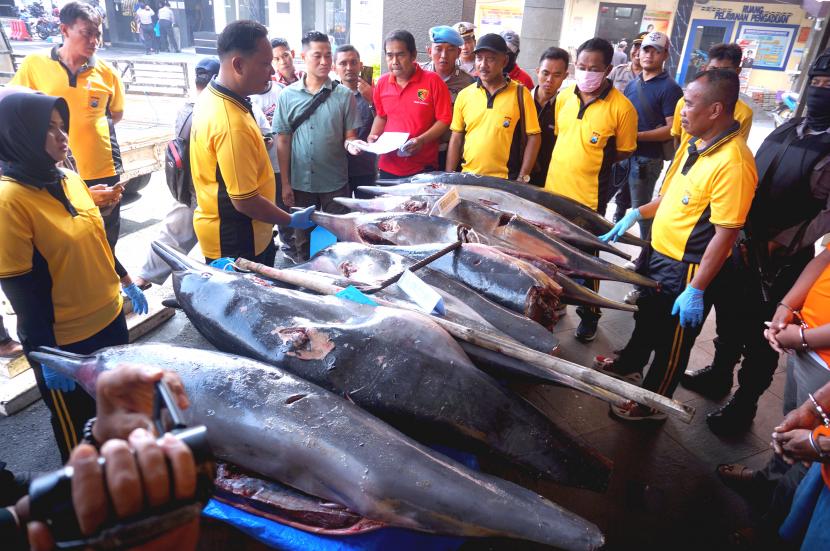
[122,283,149,315]
[671,284,704,327]
[42,365,76,392]
[288,205,316,230]
[209,258,237,272]
[599,208,642,243]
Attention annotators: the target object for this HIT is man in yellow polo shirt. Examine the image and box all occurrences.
[545,37,638,341]
[446,33,540,180]
[671,43,753,148]
[13,1,126,250]
[190,20,314,266]
[598,69,757,422]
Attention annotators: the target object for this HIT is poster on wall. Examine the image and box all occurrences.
[475,0,524,36]
[736,38,758,92]
[640,10,671,34]
[735,23,798,70]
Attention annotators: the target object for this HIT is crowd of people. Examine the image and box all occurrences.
[1,1,830,547]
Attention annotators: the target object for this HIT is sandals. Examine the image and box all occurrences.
[716,463,755,485]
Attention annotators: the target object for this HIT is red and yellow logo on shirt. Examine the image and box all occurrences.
[417,89,429,102]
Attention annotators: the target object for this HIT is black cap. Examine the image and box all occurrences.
[809,48,830,79]
[474,33,509,55]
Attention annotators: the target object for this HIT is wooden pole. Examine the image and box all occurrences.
[236,259,695,424]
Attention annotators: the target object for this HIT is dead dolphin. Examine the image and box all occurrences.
[292,242,560,353]
[311,209,658,289]
[29,344,604,549]
[382,243,637,314]
[343,187,630,259]
[151,242,612,491]
[374,171,648,248]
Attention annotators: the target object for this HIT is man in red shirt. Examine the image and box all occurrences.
[369,29,453,178]
[500,30,535,89]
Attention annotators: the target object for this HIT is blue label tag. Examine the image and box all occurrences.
[335,285,379,306]
[309,226,338,258]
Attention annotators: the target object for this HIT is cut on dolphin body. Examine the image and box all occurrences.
[29,344,605,550]
[151,242,613,492]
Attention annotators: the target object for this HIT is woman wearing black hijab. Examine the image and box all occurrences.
[0,93,145,461]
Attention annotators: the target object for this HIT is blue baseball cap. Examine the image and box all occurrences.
[429,26,464,48]
[195,56,220,77]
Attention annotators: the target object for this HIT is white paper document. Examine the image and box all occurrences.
[349,132,409,155]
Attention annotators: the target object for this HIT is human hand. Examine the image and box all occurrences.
[94,363,189,443]
[345,139,365,156]
[398,137,422,157]
[88,184,122,207]
[25,432,199,551]
[42,366,76,392]
[288,205,316,230]
[281,185,295,208]
[770,303,796,330]
[771,428,818,465]
[367,134,379,144]
[357,78,373,105]
[599,208,641,243]
[671,285,704,328]
[122,283,149,315]
[764,323,800,354]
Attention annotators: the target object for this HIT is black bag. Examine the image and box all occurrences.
[634,77,675,161]
[164,110,194,205]
[290,81,338,132]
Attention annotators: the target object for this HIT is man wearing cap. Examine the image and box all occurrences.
[422,25,475,170]
[545,37,638,342]
[369,29,452,178]
[453,22,477,75]
[620,31,682,243]
[612,40,628,67]
[447,33,540,181]
[609,32,645,93]
[134,58,220,288]
[500,30,534,89]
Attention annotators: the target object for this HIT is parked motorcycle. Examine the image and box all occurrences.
[773,92,798,127]
[34,15,60,40]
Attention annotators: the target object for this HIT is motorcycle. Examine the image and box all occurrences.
[773,92,798,127]
[34,15,60,40]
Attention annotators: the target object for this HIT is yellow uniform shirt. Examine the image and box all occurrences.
[12,47,125,181]
[545,83,638,211]
[653,122,757,264]
[0,172,123,345]
[191,80,276,260]
[451,80,540,179]
[671,96,752,144]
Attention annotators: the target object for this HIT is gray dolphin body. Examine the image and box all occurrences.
[310,209,657,289]
[342,187,630,259]
[151,242,612,492]
[373,171,648,248]
[29,344,604,549]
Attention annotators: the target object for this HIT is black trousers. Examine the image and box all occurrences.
[377,166,435,180]
[27,310,129,462]
[86,175,121,251]
[158,19,178,52]
[275,173,296,256]
[205,239,276,268]
[348,173,376,196]
[292,186,351,261]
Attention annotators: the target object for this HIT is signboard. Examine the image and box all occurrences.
[736,38,758,92]
[640,10,671,34]
[475,0,524,36]
[735,23,798,71]
[699,4,797,24]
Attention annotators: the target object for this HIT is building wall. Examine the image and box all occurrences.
[381,0,467,63]
[518,0,565,82]
[560,0,678,53]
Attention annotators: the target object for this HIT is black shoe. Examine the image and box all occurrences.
[681,365,733,399]
[575,318,599,342]
[706,395,757,436]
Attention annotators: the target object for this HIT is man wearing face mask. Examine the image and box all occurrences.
[545,37,638,342]
[699,49,830,436]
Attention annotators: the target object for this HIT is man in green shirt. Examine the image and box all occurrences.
[274,30,359,260]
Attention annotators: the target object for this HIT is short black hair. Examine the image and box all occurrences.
[59,1,102,26]
[271,37,289,50]
[384,30,417,57]
[692,68,739,114]
[576,38,614,67]
[539,46,569,67]
[707,43,743,69]
[217,20,268,60]
[335,44,360,60]
[195,74,212,90]
[302,30,330,49]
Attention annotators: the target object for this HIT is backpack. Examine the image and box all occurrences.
[164,110,194,205]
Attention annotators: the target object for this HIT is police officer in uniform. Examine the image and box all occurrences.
[700,49,830,435]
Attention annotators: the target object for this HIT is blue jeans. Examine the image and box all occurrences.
[628,156,664,240]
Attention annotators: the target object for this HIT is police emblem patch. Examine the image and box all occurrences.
[417,89,429,101]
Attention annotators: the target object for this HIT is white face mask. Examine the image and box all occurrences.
[575,69,606,93]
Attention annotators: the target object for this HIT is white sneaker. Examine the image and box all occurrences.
[623,261,637,271]
[623,289,641,305]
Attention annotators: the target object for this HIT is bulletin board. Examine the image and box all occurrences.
[735,22,799,71]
